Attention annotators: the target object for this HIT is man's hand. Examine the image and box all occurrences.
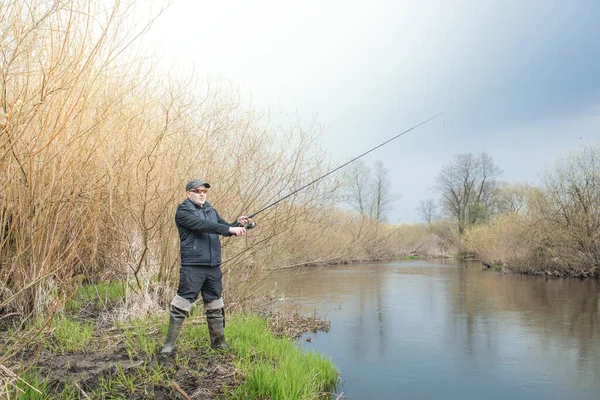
[237,216,250,226]
[228,226,246,237]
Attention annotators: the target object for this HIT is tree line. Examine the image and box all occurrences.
[416,145,600,276]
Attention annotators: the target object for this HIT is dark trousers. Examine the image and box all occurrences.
[177,265,223,304]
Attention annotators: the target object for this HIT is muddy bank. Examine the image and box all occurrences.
[3,311,335,399]
[33,346,238,399]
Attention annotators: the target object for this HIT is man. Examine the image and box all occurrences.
[160,179,249,354]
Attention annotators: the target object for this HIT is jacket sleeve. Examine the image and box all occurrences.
[176,205,231,236]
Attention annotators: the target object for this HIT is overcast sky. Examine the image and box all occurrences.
[146,0,600,222]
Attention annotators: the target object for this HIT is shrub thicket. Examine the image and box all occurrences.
[462,143,600,276]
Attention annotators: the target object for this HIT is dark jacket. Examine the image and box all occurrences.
[175,199,234,266]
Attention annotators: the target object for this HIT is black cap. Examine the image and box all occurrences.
[185,180,211,191]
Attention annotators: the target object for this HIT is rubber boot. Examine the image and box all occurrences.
[160,315,184,355]
[206,308,230,350]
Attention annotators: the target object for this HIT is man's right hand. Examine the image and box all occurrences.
[228,227,246,237]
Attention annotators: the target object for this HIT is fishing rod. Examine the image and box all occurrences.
[239,112,444,229]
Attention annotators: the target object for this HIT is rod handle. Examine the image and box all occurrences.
[234,221,257,229]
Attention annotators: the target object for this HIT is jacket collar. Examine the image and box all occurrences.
[184,198,213,210]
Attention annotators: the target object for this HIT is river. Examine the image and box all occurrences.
[265,259,600,400]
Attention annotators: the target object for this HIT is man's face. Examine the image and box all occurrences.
[187,185,208,206]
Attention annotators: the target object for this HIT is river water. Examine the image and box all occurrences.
[265,259,600,400]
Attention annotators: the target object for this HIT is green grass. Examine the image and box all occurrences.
[47,316,95,353]
[9,370,80,400]
[124,317,161,358]
[227,315,339,400]
[12,370,49,400]
[66,281,125,312]
[78,282,125,301]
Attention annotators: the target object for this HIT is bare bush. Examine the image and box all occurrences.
[462,143,600,276]
[396,222,454,258]
[534,143,600,273]
[462,213,530,268]
[496,183,537,215]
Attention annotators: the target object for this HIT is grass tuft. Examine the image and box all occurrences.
[47,317,95,354]
[227,314,339,400]
[66,282,125,312]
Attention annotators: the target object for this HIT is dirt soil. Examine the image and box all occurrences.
[32,343,239,399]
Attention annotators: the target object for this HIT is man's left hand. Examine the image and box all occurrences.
[237,216,250,226]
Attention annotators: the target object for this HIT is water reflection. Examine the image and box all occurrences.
[265,260,600,400]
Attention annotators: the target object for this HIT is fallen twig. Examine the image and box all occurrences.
[172,381,191,400]
[74,382,90,399]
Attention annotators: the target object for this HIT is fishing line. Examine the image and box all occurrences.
[240,112,444,228]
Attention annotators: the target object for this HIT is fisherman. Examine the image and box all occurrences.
[160,116,441,354]
[160,179,249,354]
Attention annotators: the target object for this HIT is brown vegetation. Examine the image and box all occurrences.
[267,311,330,339]
[462,143,600,277]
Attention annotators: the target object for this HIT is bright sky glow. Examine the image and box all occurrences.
[145,0,600,222]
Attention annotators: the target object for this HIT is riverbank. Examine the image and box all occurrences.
[295,253,599,279]
[485,262,600,278]
[287,253,454,269]
[1,287,338,399]
[461,255,599,278]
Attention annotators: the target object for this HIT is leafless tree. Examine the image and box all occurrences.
[344,160,400,221]
[370,161,400,221]
[344,160,372,216]
[417,198,438,224]
[496,183,535,214]
[434,152,502,235]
